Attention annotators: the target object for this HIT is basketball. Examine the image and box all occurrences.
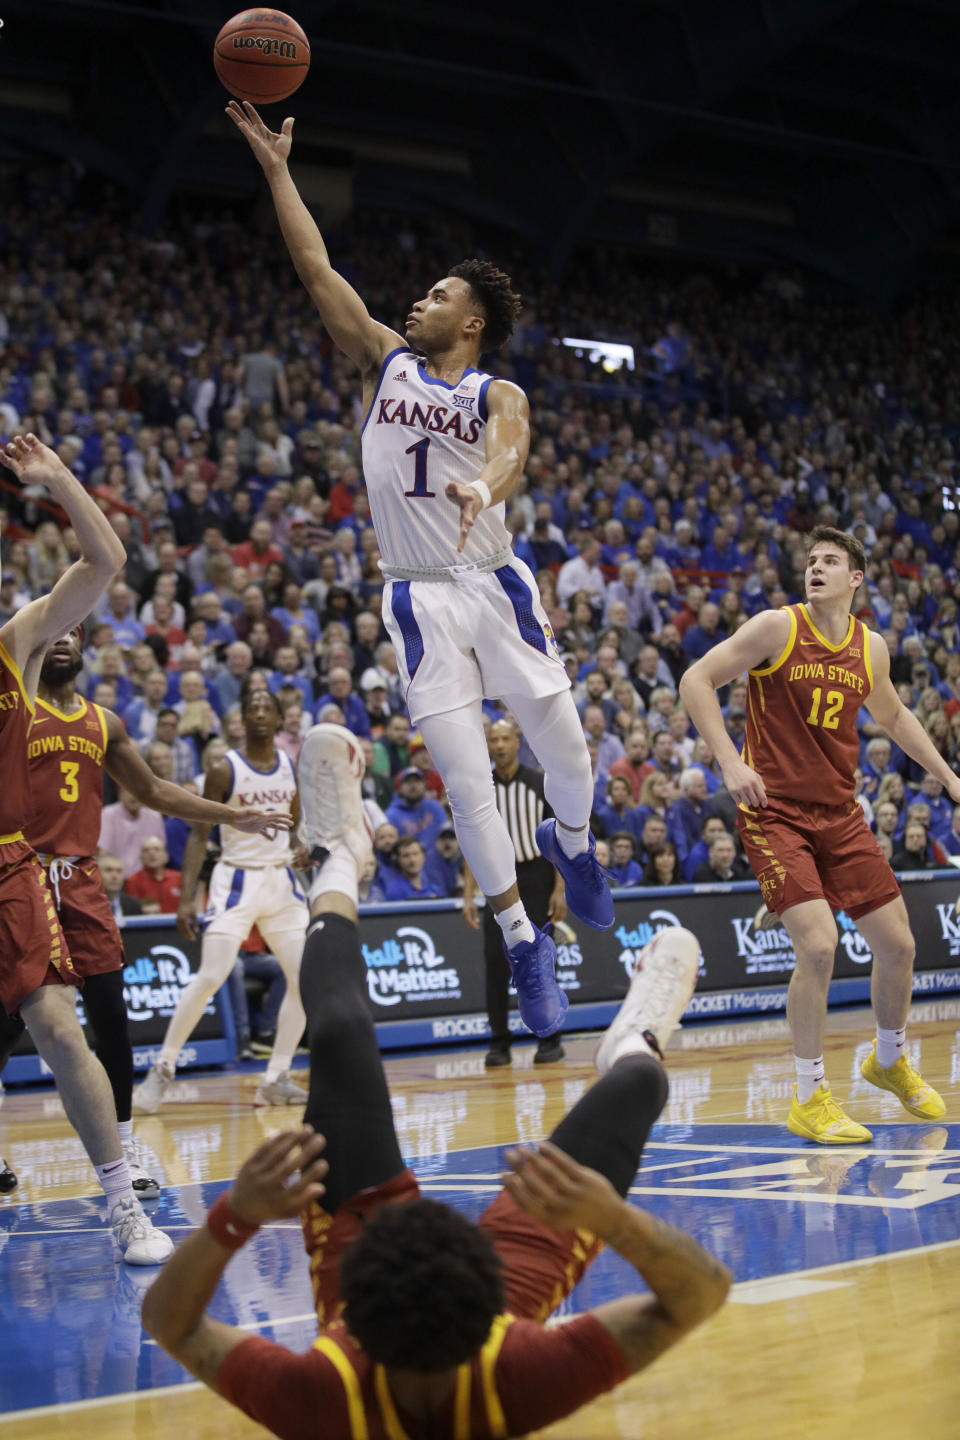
[213,9,310,104]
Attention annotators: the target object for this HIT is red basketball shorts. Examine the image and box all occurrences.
[737,794,901,920]
[41,856,125,978]
[300,1171,600,1328]
[0,839,80,1015]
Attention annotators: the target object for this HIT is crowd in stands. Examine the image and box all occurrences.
[4,166,960,921]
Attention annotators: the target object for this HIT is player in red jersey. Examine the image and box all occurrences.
[142,726,730,1438]
[0,434,172,1261]
[681,526,949,1143]
[0,627,297,1196]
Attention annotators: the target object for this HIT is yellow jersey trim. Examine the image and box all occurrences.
[313,1336,369,1440]
[862,622,875,693]
[0,638,35,717]
[94,702,109,752]
[0,830,24,844]
[749,606,797,677]
[479,1313,512,1438]
[37,696,88,724]
[373,1365,411,1440]
[453,1364,472,1440]
[799,604,855,654]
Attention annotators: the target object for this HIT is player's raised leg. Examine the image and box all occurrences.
[503,690,614,931]
[855,897,946,1119]
[416,702,569,1037]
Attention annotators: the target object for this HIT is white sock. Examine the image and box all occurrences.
[495,901,535,949]
[795,1055,825,1104]
[556,820,589,859]
[117,1120,133,1146]
[876,1026,906,1069]
[96,1157,137,1211]
[309,847,359,907]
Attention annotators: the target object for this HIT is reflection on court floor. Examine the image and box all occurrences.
[1,1121,958,1419]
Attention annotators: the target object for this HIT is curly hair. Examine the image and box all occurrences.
[448,258,522,352]
[340,1198,504,1370]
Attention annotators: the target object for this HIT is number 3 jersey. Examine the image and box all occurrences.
[744,603,873,806]
[360,346,513,570]
[26,696,109,856]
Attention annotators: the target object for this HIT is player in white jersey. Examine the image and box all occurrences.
[230,103,614,1042]
[133,686,310,1111]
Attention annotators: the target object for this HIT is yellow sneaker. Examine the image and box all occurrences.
[861,1043,947,1120]
[787,1084,873,1144]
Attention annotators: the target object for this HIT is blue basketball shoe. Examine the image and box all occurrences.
[535,821,614,930]
[504,924,568,1038]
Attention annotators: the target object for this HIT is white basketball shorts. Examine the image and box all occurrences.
[381,556,569,726]
[202,861,308,943]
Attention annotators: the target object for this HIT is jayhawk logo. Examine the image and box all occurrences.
[542,622,560,657]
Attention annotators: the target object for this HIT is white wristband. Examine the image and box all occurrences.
[468,480,492,510]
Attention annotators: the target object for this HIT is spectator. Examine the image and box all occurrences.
[632,643,676,710]
[213,641,254,715]
[692,833,751,883]
[607,725,655,803]
[557,536,606,607]
[98,852,143,923]
[124,669,170,744]
[581,702,625,783]
[642,842,680,886]
[424,824,463,897]
[891,820,937,872]
[606,832,644,887]
[636,811,669,866]
[682,814,733,881]
[666,767,715,865]
[380,836,444,901]
[385,769,448,851]
[681,602,724,661]
[373,711,411,783]
[314,665,370,739]
[150,707,199,786]
[124,837,182,913]
[234,583,288,651]
[99,788,166,879]
[595,774,642,842]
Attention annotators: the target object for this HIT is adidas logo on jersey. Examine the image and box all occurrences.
[392,370,408,381]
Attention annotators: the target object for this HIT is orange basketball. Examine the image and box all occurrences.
[213,10,310,104]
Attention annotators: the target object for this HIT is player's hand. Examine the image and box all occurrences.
[226,101,293,173]
[231,807,294,836]
[547,885,567,925]
[503,1141,622,1237]
[176,899,201,941]
[462,895,480,929]
[229,1127,328,1227]
[1,434,74,496]
[290,840,311,870]
[720,757,767,809]
[445,481,483,553]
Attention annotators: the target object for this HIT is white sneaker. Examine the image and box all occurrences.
[254,1071,307,1107]
[595,927,700,1075]
[132,1062,174,1115]
[110,1196,174,1266]
[123,1138,161,1201]
[298,724,374,874]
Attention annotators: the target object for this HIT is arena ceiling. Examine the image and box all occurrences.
[1,0,959,298]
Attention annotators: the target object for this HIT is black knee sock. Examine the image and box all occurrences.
[82,971,134,1124]
[0,1008,26,1073]
[548,1054,668,1197]
[300,913,404,1215]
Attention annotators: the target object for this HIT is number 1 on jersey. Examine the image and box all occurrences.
[403,437,435,498]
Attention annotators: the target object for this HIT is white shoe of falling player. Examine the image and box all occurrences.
[298,724,375,874]
[595,927,700,1074]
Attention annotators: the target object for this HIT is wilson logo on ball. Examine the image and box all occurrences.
[232,35,299,57]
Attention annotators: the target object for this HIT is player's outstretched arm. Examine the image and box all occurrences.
[445,380,530,551]
[142,1128,327,1389]
[504,1142,731,1375]
[863,631,960,800]
[226,101,401,376]
[679,608,792,808]
[103,714,293,836]
[0,436,126,678]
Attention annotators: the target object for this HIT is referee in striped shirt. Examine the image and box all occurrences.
[463,718,567,1066]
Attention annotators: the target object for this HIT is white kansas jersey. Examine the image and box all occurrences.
[361,347,512,570]
[219,748,297,867]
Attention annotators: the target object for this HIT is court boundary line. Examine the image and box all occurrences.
[4,1236,959,1426]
